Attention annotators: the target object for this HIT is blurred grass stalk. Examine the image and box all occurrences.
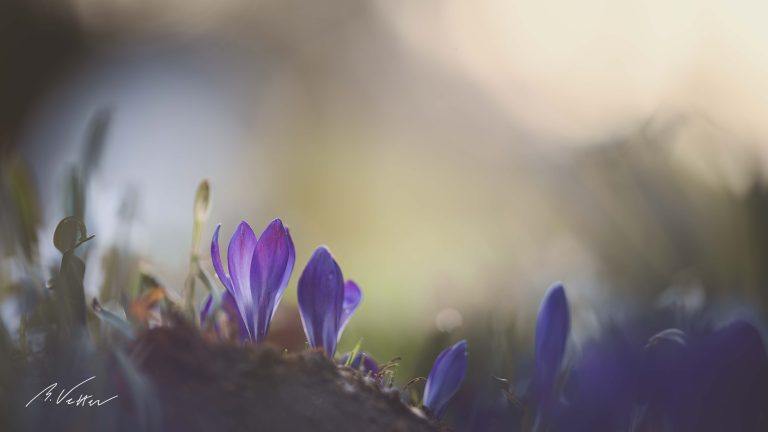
[183,179,213,319]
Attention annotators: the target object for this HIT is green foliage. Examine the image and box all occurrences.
[402,376,426,406]
[65,109,111,221]
[91,298,135,339]
[2,159,41,261]
[53,216,93,253]
[377,356,402,388]
[344,337,364,367]
[52,217,93,334]
[184,179,214,319]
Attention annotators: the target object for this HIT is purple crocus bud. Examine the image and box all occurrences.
[297,247,362,357]
[339,352,380,375]
[423,340,468,419]
[533,282,570,406]
[210,219,295,342]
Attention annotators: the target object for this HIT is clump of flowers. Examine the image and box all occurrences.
[201,217,470,418]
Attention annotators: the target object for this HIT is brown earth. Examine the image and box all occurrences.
[132,321,446,432]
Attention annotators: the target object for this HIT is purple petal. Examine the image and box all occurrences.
[338,280,362,340]
[227,221,257,339]
[222,290,249,340]
[199,291,247,340]
[533,282,570,405]
[249,219,295,342]
[275,228,295,316]
[297,246,345,357]
[199,294,214,324]
[643,320,768,430]
[423,340,468,419]
[210,224,232,292]
[339,352,380,375]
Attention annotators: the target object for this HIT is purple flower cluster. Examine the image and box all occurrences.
[201,219,470,419]
[502,282,768,432]
[551,316,768,431]
[203,220,362,352]
[197,219,768,429]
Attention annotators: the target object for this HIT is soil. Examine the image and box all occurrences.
[132,321,446,432]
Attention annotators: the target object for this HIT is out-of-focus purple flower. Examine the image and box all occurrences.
[532,283,570,407]
[199,290,248,338]
[651,320,768,431]
[550,325,642,431]
[339,352,380,375]
[552,318,768,431]
[423,340,469,419]
[297,246,362,357]
[210,219,295,342]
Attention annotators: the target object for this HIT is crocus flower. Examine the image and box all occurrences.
[532,282,570,407]
[552,324,642,431]
[653,320,768,431]
[423,340,469,419]
[210,219,295,342]
[297,246,362,357]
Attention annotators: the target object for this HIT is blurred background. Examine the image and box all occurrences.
[3,0,768,391]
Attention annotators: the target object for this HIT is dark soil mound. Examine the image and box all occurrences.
[134,322,444,432]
